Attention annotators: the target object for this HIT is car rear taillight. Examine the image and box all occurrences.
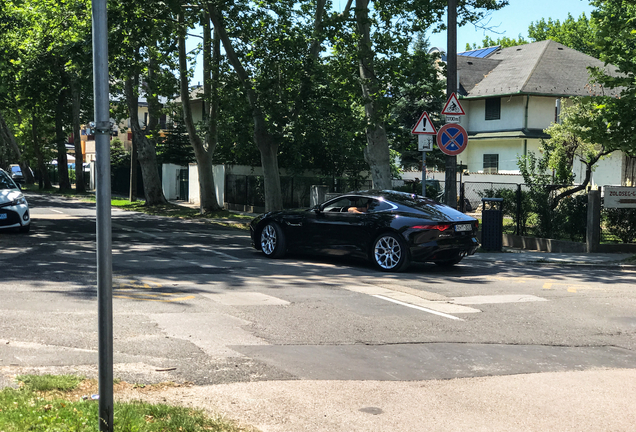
[411,224,452,231]
[474,220,479,229]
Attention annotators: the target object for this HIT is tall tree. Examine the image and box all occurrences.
[109,0,183,205]
[177,9,222,213]
[528,13,599,58]
[586,0,636,157]
[335,0,508,190]
[207,0,327,211]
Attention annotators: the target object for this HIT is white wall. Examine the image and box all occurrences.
[573,151,623,187]
[463,96,525,132]
[527,96,558,130]
[161,164,184,200]
[188,164,225,207]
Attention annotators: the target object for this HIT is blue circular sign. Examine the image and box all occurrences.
[437,123,468,156]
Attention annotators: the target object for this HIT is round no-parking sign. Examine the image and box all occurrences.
[436,123,468,156]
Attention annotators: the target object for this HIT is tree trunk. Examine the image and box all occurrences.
[56,88,72,190]
[71,79,85,193]
[178,12,221,213]
[124,76,166,205]
[32,115,52,189]
[355,0,392,190]
[207,3,283,211]
[0,111,35,184]
[129,134,137,201]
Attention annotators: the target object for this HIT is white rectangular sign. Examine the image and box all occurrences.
[604,186,636,208]
[418,134,434,152]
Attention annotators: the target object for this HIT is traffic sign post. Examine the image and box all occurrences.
[411,112,437,197]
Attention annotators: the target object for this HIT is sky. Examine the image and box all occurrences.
[186,0,596,85]
[425,0,595,53]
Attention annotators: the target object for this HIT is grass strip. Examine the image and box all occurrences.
[22,186,253,229]
[1,375,251,432]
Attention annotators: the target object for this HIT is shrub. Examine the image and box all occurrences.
[603,208,636,243]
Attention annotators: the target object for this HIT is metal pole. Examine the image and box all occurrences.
[91,0,113,430]
[421,151,426,197]
[444,0,458,208]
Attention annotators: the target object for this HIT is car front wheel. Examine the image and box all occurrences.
[372,233,410,272]
[260,222,286,258]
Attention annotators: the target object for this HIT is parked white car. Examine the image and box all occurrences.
[0,168,30,233]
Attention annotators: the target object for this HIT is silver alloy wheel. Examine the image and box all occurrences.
[261,224,277,255]
[374,235,402,269]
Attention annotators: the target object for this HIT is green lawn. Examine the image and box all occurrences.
[1,374,254,432]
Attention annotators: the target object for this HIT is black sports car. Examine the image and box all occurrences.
[250,190,479,272]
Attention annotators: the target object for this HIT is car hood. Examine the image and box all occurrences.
[0,188,22,205]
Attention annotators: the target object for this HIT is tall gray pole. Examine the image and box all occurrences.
[91,0,113,430]
[444,0,458,208]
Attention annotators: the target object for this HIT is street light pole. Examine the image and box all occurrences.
[91,0,113,430]
[444,0,458,209]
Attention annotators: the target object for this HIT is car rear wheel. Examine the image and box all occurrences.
[260,222,286,258]
[372,233,410,272]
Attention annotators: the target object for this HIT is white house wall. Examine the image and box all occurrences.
[573,151,623,188]
[462,96,526,132]
[528,96,558,129]
[462,139,528,173]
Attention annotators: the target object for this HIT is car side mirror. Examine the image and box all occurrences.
[315,205,323,213]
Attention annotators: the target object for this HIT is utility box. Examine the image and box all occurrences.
[481,198,504,251]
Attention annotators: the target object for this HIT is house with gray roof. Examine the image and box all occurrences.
[454,39,630,186]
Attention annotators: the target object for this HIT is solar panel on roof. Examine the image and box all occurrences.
[458,46,500,58]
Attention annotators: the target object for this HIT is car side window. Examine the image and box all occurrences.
[367,200,393,213]
[323,197,355,212]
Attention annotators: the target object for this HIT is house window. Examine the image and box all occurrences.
[485,98,501,120]
[483,154,499,174]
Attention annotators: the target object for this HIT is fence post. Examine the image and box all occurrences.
[586,188,601,253]
[516,184,522,236]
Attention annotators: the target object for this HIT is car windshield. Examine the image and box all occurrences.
[0,171,17,190]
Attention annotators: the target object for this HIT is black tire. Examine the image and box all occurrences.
[259,222,287,258]
[434,257,462,267]
[19,224,30,234]
[371,232,410,272]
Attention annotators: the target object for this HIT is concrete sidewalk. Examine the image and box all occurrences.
[469,247,635,268]
[120,368,636,432]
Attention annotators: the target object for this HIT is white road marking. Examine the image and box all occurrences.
[373,295,464,321]
[451,295,548,305]
[203,292,290,306]
[48,209,63,214]
[200,248,242,261]
[188,261,219,269]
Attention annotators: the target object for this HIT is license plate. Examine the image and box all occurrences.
[0,214,6,219]
[455,223,472,232]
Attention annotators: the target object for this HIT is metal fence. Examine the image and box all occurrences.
[225,174,372,209]
[460,181,636,244]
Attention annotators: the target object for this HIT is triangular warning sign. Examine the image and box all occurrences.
[411,111,437,135]
[441,93,465,116]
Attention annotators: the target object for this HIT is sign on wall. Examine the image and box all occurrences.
[604,186,636,208]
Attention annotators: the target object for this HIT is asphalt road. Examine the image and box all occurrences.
[1,193,636,430]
